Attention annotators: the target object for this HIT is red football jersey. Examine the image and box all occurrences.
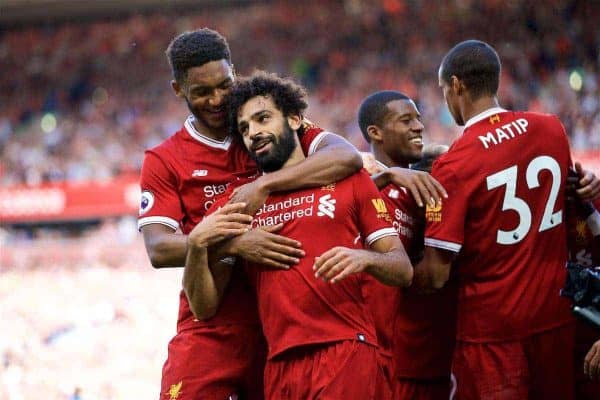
[426,108,574,342]
[360,171,424,358]
[138,116,325,332]
[377,182,456,379]
[212,170,398,359]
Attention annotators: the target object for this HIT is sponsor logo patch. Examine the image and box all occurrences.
[139,191,155,215]
[425,201,442,222]
[371,198,392,221]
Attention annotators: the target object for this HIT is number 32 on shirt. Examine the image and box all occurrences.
[486,155,562,245]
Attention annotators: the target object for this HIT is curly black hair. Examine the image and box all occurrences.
[440,40,501,100]
[226,71,308,136]
[165,28,231,84]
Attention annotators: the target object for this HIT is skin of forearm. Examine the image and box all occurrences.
[261,145,362,192]
[182,245,220,320]
[371,169,393,190]
[145,232,188,268]
[410,249,453,292]
[365,248,413,287]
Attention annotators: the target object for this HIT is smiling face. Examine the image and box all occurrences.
[172,59,234,136]
[377,99,425,165]
[237,95,301,172]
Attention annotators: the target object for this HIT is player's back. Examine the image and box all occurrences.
[430,109,573,342]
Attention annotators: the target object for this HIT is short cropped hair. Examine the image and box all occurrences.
[226,71,308,136]
[440,40,501,99]
[165,28,231,83]
[358,91,410,143]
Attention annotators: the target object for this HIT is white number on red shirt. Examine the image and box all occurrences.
[486,155,562,245]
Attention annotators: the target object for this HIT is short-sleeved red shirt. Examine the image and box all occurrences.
[426,108,574,342]
[138,116,325,332]
[378,179,456,379]
[212,170,398,359]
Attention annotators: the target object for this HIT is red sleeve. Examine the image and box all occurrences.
[424,155,468,253]
[137,150,183,231]
[352,170,398,246]
[299,127,325,156]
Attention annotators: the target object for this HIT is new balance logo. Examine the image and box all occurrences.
[388,189,399,199]
[317,194,336,219]
[192,169,208,177]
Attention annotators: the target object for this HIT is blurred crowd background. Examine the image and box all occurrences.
[1,0,599,398]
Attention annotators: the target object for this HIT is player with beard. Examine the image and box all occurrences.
[184,71,414,399]
[358,91,455,400]
[138,28,370,400]
[412,39,600,400]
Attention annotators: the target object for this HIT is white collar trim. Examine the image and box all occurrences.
[464,107,507,129]
[184,116,232,150]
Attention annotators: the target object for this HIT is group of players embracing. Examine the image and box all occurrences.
[138,28,600,400]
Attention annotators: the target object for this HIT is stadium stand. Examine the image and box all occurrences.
[0,1,598,398]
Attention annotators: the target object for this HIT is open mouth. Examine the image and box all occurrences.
[252,138,273,154]
[409,136,424,146]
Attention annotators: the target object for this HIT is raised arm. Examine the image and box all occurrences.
[313,235,413,287]
[230,133,362,214]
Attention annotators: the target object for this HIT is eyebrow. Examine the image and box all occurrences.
[238,109,271,129]
[188,76,233,91]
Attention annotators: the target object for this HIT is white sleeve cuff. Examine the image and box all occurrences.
[138,216,179,232]
[424,237,462,253]
[365,227,398,246]
[308,131,331,155]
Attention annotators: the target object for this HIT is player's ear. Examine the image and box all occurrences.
[171,80,185,98]
[287,113,302,131]
[367,125,383,143]
[451,75,462,95]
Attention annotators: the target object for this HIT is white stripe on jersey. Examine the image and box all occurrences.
[424,237,462,253]
[137,215,179,232]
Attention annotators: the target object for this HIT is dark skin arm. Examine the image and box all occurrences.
[182,203,251,320]
[141,224,188,268]
[410,246,456,293]
[371,168,448,208]
[230,133,362,215]
[143,134,359,269]
[570,162,600,201]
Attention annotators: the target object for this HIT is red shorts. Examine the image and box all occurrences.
[394,377,453,400]
[453,324,575,400]
[574,320,600,400]
[264,340,379,400]
[160,324,266,400]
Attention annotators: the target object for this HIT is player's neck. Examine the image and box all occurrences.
[461,95,500,125]
[372,147,408,169]
[191,117,229,142]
